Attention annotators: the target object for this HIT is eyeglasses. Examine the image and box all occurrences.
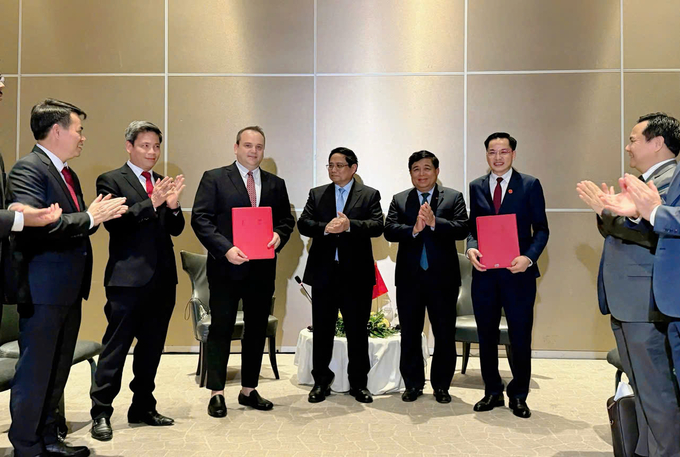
[326,163,349,170]
[486,149,512,156]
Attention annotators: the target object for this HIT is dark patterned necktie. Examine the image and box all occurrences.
[493,177,503,214]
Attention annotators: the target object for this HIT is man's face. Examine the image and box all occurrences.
[127,131,161,172]
[410,158,439,192]
[234,130,265,171]
[327,152,357,186]
[58,112,86,161]
[0,75,5,102]
[486,138,516,175]
[626,121,658,173]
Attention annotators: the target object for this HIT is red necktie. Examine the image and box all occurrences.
[61,167,81,211]
[493,176,503,214]
[246,171,257,207]
[141,171,154,198]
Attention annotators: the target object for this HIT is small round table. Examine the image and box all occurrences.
[294,329,429,395]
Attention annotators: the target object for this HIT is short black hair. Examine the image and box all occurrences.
[484,132,517,151]
[328,147,358,167]
[30,99,87,141]
[637,112,680,156]
[408,150,439,170]
[236,125,265,145]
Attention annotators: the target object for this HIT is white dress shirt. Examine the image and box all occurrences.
[489,168,513,204]
[235,160,261,207]
[413,186,436,237]
[126,160,155,191]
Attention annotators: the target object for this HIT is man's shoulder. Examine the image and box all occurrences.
[356,182,380,197]
[12,150,45,170]
[261,168,286,185]
[438,185,462,198]
[97,164,128,180]
[393,187,413,200]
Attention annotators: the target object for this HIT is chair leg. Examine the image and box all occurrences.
[58,394,65,419]
[199,342,207,388]
[461,342,470,374]
[268,335,280,380]
[505,345,514,371]
[196,343,202,376]
[615,369,622,393]
[87,358,98,392]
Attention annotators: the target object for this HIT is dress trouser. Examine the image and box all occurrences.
[9,301,82,457]
[611,318,680,457]
[90,269,176,420]
[667,321,680,396]
[205,261,274,390]
[311,262,373,390]
[396,266,458,391]
[471,268,536,400]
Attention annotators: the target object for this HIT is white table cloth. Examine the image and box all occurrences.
[294,329,429,395]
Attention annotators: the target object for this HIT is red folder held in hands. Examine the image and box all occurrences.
[232,207,275,260]
[476,214,520,269]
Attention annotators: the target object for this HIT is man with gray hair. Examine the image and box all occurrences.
[89,121,185,441]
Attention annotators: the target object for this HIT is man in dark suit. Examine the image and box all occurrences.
[578,112,680,457]
[7,99,127,457]
[298,147,383,404]
[89,121,186,441]
[191,126,294,417]
[384,150,468,403]
[466,132,549,419]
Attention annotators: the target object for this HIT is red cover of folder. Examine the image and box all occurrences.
[476,214,520,269]
[232,207,275,260]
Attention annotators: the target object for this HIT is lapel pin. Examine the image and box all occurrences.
[508,189,513,194]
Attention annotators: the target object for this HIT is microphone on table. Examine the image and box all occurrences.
[295,276,314,332]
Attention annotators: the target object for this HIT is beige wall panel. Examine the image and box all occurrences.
[21,0,164,74]
[467,73,621,209]
[624,0,680,69]
[0,76,17,169]
[317,0,464,73]
[19,77,164,198]
[623,73,680,175]
[0,0,19,74]
[468,0,620,71]
[317,76,464,205]
[167,76,313,209]
[533,213,614,352]
[169,0,314,73]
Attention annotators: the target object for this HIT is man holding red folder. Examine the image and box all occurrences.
[466,132,549,418]
[191,126,294,417]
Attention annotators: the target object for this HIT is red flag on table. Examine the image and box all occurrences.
[372,262,388,299]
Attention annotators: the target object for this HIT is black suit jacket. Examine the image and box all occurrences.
[0,153,18,304]
[298,181,383,288]
[7,146,96,305]
[466,169,549,278]
[384,185,468,287]
[96,163,185,287]
[191,162,295,282]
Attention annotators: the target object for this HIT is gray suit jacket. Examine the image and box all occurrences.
[597,160,676,322]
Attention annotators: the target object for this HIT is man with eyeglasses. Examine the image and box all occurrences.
[466,132,549,418]
[384,150,468,403]
[298,147,384,404]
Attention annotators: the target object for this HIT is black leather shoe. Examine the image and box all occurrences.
[308,384,332,403]
[473,394,505,412]
[208,394,227,417]
[45,441,90,457]
[349,388,373,403]
[90,417,112,441]
[238,390,274,411]
[401,387,423,402]
[509,397,532,418]
[127,409,174,426]
[433,389,452,404]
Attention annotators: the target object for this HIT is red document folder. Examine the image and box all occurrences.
[476,214,520,269]
[232,207,275,260]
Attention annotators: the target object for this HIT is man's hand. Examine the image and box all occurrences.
[623,173,662,221]
[576,180,607,216]
[336,212,350,232]
[325,216,345,234]
[165,174,185,210]
[16,203,63,227]
[467,248,487,272]
[267,232,281,250]
[419,202,435,227]
[226,246,249,265]
[600,177,639,217]
[507,255,531,274]
[150,176,174,208]
[88,194,128,225]
[413,214,426,235]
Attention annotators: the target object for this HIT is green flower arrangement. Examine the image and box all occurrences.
[335,310,399,338]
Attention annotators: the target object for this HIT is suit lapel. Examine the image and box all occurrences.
[121,163,149,200]
[69,167,86,210]
[226,162,251,206]
[499,169,521,213]
[343,180,363,214]
[259,170,274,207]
[432,185,442,213]
[481,173,494,209]
[33,147,79,212]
